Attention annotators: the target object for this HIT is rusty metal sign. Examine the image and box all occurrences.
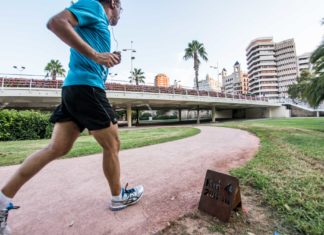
[198,170,242,222]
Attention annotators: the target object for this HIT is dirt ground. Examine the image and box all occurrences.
[157,186,291,235]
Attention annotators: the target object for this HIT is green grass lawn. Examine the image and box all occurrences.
[220,118,324,235]
[0,127,200,166]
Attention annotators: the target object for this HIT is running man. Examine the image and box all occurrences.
[0,0,143,234]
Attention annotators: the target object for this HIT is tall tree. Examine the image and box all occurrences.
[130,68,145,85]
[305,41,324,107]
[183,40,208,90]
[288,70,313,102]
[288,18,324,107]
[45,60,66,81]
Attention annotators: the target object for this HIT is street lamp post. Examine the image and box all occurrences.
[123,41,139,124]
[13,65,26,74]
[122,41,136,75]
[109,73,118,78]
[109,73,118,83]
[174,79,181,88]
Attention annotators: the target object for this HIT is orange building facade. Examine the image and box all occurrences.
[154,73,170,87]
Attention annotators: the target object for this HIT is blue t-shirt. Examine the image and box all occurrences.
[64,0,110,90]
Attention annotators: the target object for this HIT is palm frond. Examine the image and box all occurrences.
[130,68,146,85]
[183,40,209,89]
[44,59,66,80]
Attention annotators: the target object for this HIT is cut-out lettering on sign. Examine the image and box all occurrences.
[198,170,242,222]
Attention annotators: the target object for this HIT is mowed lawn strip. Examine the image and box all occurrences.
[0,127,200,166]
[220,118,324,235]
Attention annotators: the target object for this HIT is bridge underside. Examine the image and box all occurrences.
[0,89,296,127]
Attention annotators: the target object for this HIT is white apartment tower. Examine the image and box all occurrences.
[298,52,312,75]
[246,37,298,100]
[246,37,278,100]
[276,39,299,99]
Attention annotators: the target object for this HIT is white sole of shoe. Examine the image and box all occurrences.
[110,191,144,211]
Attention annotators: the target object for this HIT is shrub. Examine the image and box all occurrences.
[153,115,178,120]
[0,110,53,141]
[139,112,152,120]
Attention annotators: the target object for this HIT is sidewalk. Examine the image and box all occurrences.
[0,126,259,235]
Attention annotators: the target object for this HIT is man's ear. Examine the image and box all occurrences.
[110,0,116,9]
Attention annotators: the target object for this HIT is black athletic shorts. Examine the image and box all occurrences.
[50,85,118,132]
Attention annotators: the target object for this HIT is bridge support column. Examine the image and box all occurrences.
[211,106,216,123]
[178,109,182,122]
[197,105,200,124]
[266,106,291,118]
[127,105,132,127]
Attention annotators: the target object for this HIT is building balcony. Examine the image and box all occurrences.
[246,44,275,57]
[248,62,276,71]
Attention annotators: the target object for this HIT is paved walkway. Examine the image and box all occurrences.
[0,126,259,235]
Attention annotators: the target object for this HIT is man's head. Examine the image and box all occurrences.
[99,0,122,26]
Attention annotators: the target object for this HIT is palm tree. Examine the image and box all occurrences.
[45,60,66,81]
[183,40,208,90]
[288,70,312,102]
[288,18,324,108]
[183,40,208,124]
[129,68,145,85]
[305,42,324,107]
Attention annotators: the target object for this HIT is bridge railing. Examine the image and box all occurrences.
[105,83,268,101]
[279,98,324,111]
[1,77,62,89]
[1,77,269,102]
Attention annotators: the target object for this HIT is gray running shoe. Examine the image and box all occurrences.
[110,183,144,211]
[0,203,19,235]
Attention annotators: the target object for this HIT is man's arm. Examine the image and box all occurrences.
[47,10,120,68]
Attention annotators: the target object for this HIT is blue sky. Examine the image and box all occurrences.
[0,0,323,87]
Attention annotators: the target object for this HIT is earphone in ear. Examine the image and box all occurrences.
[110,0,115,9]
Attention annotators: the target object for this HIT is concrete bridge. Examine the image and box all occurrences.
[0,77,308,127]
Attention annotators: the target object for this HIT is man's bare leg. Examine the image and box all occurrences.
[91,123,121,196]
[1,121,80,198]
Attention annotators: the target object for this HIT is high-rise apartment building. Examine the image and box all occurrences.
[246,37,278,100]
[154,73,170,87]
[246,37,298,100]
[276,39,299,99]
[298,52,312,75]
[221,62,248,95]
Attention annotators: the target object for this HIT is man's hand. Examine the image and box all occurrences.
[94,52,121,68]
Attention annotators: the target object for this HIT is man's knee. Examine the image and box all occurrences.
[45,143,71,158]
[102,137,120,154]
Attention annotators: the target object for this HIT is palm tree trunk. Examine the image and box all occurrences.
[194,54,199,90]
[195,68,199,90]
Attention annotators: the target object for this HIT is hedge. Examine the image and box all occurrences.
[0,110,53,141]
[153,115,178,120]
